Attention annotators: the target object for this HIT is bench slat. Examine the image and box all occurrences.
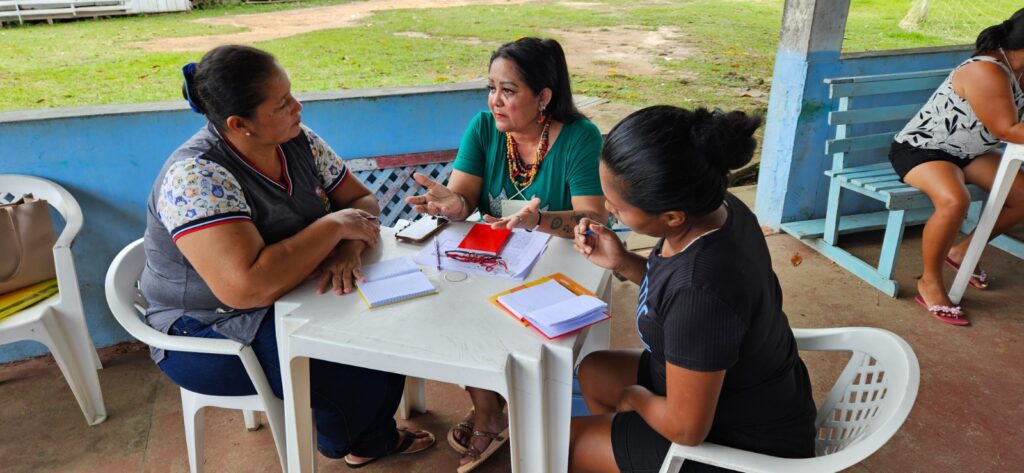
[837,168,896,182]
[864,180,908,193]
[886,185,988,209]
[828,72,948,99]
[824,162,892,177]
[824,69,951,85]
[825,132,896,154]
[828,104,923,126]
[850,174,900,185]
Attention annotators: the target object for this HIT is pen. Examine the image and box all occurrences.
[434,238,442,271]
[583,227,632,236]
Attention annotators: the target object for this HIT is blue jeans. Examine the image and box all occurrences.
[157,311,405,458]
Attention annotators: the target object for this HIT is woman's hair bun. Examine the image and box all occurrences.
[688,108,761,173]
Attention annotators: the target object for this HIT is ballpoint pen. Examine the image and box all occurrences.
[583,227,632,236]
[434,238,442,271]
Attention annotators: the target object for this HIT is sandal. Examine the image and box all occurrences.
[447,416,474,454]
[915,295,970,326]
[343,427,436,469]
[945,256,989,289]
[456,427,509,473]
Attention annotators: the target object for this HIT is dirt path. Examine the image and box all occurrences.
[135,0,694,80]
[135,0,535,52]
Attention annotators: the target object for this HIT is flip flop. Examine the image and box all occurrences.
[343,428,436,469]
[944,256,989,289]
[456,427,510,473]
[915,295,970,326]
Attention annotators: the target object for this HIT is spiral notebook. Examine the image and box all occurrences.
[355,257,437,308]
[490,273,609,339]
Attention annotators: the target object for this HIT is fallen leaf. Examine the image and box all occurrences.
[790,252,803,267]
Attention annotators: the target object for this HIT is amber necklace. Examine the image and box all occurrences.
[506,116,551,188]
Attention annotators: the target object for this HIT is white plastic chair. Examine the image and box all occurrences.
[0,174,106,425]
[659,327,919,473]
[105,238,286,473]
[949,142,1024,304]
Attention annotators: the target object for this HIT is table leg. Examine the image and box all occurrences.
[279,318,315,473]
[398,376,427,420]
[507,346,574,473]
[950,156,1023,304]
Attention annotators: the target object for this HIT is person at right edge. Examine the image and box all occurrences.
[567,106,817,472]
[888,8,1024,325]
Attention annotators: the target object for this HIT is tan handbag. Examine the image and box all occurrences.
[0,194,57,295]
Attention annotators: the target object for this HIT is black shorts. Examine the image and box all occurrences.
[888,140,971,181]
[610,351,731,473]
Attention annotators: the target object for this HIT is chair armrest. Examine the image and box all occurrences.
[665,443,829,473]
[51,181,83,250]
[133,329,246,357]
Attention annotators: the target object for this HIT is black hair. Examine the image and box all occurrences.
[601,106,761,216]
[974,8,1024,56]
[181,45,280,128]
[489,37,584,123]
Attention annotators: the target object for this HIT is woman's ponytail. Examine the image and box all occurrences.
[974,8,1024,56]
[602,106,761,217]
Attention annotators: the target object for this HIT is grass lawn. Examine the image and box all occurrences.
[0,0,1020,113]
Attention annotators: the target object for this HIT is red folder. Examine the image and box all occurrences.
[457,224,512,255]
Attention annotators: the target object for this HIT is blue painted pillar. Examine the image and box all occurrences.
[755,0,850,229]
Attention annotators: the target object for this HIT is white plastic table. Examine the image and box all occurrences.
[276,223,613,473]
[950,143,1024,304]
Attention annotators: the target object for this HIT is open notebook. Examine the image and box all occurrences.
[356,257,437,308]
[492,274,609,339]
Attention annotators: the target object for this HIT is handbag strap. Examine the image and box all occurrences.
[0,206,26,283]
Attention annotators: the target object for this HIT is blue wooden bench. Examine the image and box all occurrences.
[780,69,1024,297]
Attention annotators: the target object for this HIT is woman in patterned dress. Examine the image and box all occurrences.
[142,45,434,467]
[888,9,1024,325]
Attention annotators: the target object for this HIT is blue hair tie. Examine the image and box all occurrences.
[181,62,203,114]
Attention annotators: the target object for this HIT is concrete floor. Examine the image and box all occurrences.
[2,204,1023,472]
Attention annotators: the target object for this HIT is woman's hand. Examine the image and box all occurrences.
[315,240,366,295]
[405,173,465,220]
[330,208,380,248]
[574,217,627,271]
[483,197,541,230]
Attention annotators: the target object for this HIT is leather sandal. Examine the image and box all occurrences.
[447,413,474,455]
[456,427,509,473]
[343,428,435,469]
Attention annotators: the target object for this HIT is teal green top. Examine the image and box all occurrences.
[453,111,603,217]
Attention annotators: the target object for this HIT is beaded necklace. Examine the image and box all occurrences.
[505,116,551,188]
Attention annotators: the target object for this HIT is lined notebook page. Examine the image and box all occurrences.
[526,295,606,327]
[496,279,576,320]
[356,257,436,308]
[361,257,420,282]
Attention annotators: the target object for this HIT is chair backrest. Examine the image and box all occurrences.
[793,327,919,462]
[105,238,248,356]
[104,239,154,341]
[823,69,950,171]
[0,174,82,228]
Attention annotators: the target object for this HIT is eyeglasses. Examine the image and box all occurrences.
[443,250,508,273]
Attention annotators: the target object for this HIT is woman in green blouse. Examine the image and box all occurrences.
[406,37,607,471]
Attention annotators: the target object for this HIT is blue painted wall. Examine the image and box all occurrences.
[0,83,487,363]
[755,47,972,228]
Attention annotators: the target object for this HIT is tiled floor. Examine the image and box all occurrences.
[2,222,1023,472]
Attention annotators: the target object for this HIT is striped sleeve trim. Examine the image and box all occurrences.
[325,167,350,194]
[303,125,350,194]
[170,212,252,242]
